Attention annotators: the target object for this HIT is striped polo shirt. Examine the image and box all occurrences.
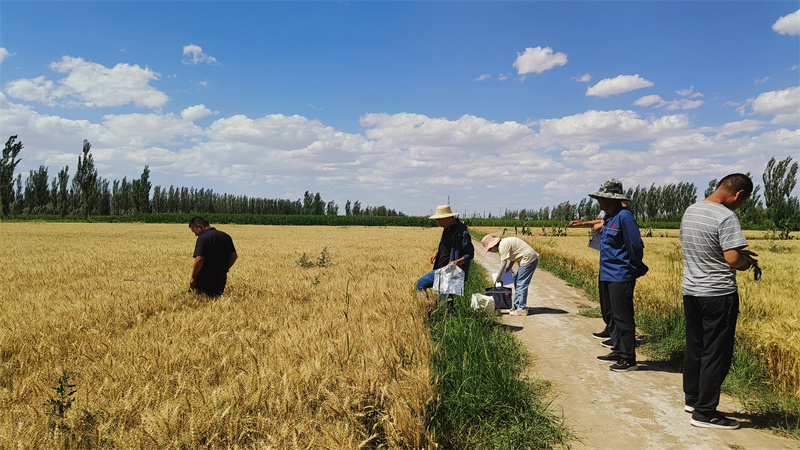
[679,201,748,296]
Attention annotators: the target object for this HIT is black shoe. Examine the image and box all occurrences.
[609,360,638,372]
[600,339,614,349]
[597,352,620,361]
[690,410,739,430]
[592,329,610,339]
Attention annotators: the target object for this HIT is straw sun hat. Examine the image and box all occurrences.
[428,204,459,219]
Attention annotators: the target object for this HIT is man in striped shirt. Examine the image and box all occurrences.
[679,173,758,430]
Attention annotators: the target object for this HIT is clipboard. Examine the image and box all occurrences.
[588,230,601,251]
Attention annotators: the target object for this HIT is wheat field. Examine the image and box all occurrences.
[0,223,442,448]
[474,226,800,398]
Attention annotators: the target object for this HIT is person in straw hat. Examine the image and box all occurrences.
[588,179,648,372]
[480,235,539,316]
[415,204,474,310]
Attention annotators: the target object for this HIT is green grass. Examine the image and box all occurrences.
[426,263,568,448]
[723,346,800,439]
[536,253,599,303]
[635,306,687,365]
[576,304,602,319]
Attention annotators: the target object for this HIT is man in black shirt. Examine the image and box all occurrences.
[189,216,237,297]
[415,205,474,309]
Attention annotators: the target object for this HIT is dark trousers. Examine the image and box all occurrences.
[194,272,227,297]
[598,277,613,333]
[683,292,739,414]
[600,280,637,362]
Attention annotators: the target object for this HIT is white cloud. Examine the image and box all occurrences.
[664,99,704,110]
[573,73,592,83]
[0,47,10,64]
[755,76,770,85]
[4,56,168,108]
[2,85,795,214]
[360,112,534,152]
[586,74,654,97]
[512,46,568,76]
[704,119,763,137]
[5,76,57,105]
[676,86,703,98]
[181,104,215,121]
[560,144,600,158]
[634,95,662,107]
[0,92,104,166]
[543,110,650,146]
[634,93,704,110]
[498,74,509,81]
[772,9,800,36]
[751,86,800,124]
[475,74,491,81]
[583,149,647,171]
[101,112,205,147]
[183,44,218,65]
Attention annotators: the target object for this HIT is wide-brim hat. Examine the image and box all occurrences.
[429,204,459,219]
[481,235,501,253]
[589,179,630,201]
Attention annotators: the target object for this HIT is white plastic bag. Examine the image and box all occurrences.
[432,265,465,296]
[470,293,495,314]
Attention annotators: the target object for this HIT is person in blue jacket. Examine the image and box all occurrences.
[415,204,474,310]
[589,180,648,371]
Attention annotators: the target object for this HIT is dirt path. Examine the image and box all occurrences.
[472,242,798,450]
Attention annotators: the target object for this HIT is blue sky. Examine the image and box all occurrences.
[1,1,798,216]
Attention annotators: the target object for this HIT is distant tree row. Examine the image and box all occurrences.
[0,136,403,219]
[475,159,799,234]
[488,182,696,223]
[1,135,796,233]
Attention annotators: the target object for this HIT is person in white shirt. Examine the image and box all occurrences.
[481,235,539,316]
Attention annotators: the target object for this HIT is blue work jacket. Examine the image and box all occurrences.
[599,205,648,282]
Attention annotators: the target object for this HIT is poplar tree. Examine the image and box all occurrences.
[57,166,70,217]
[24,165,50,214]
[763,156,799,236]
[73,140,98,219]
[1,136,23,217]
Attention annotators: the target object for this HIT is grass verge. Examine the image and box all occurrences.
[426,263,568,448]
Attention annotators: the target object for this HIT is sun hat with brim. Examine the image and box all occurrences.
[481,235,501,253]
[589,179,630,201]
[429,205,459,219]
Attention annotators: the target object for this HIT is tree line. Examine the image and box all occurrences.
[0,136,404,219]
[1,135,797,234]
[477,163,798,234]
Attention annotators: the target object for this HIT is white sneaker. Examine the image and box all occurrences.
[510,307,528,316]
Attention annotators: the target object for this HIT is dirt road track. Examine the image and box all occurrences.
[472,242,798,450]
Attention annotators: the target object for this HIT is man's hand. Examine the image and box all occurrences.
[739,249,758,259]
[724,248,757,270]
[191,256,204,287]
[429,252,438,264]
